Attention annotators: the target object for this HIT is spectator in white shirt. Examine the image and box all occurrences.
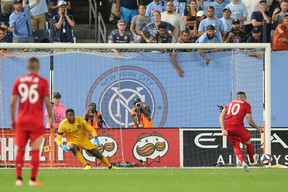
[161,1,185,42]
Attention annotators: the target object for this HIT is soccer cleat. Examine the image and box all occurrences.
[28,180,42,186]
[108,166,118,170]
[250,154,260,166]
[83,164,91,170]
[242,162,249,172]
[15,179,23,186]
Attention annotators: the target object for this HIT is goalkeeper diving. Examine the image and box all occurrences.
[56,109,116,170]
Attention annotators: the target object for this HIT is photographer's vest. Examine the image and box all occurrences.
[87,112,102,128]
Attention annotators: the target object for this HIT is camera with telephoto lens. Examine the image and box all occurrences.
[134,102,142,109]
[88,102,97,114]
[89,106,96,114]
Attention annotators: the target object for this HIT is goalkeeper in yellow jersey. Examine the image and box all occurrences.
[56,108,116,170]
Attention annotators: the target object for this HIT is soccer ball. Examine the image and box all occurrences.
[260,154,272,165]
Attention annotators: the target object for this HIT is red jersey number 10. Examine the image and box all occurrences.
[18,83,39,104]
[227,103,240,115]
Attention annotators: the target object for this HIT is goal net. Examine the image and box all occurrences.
[0,43,271,168]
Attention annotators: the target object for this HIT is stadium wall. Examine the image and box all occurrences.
[0,128,180,167]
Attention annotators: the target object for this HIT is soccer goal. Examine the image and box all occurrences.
[0,43,270,168]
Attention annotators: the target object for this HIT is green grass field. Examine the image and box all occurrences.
[0,168,287,192]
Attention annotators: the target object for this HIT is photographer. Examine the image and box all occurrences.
[83,102,105,129]
[130,99,153,128]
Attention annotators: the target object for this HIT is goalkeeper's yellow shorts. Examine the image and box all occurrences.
[67,139,95,150]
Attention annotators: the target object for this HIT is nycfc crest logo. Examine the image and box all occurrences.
[86,66,167,128]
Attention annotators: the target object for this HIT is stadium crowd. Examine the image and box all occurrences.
[0,0,74,43]
[0,0,287,50]
[111,0,288,51]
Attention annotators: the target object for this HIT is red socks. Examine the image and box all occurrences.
[15,149,25,179]
[233,147,244,163]
[233,143,254,163]
[30,150,40,180]
[246,143,255,162]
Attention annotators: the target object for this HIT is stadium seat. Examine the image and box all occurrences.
[32,29,50,43]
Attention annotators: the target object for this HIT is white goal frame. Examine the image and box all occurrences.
[0,43,271,155]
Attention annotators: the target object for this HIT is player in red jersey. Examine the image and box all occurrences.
[219,91,263,171]
[10,57,53,186]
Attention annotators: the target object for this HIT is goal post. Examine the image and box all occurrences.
[0,43,271,167]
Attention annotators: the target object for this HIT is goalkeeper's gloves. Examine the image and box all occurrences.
[60,144,70,152]
[94,137,100,146]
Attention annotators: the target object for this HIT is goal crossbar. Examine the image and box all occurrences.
[0,43,271,50]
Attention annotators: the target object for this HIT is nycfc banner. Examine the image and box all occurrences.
[182,128,288,167]
[0,128,180,167]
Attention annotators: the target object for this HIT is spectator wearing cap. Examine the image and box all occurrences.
[193,10,206,38]
[251,0,272,42]
[1,0,14,14]
[145,0,167,19]
[141,10,176,43]
[45,92,66,130]
[242,0,261,34]
[246,27,263,43]
[116,0,138,27]
[210,0,229,19]
[224,19,246,42]
[196,24,222,43]
[108,19,135,58]
[272,13,288,50]
[130,5,151,43]
[161,1,185,42]
[109,19,135,43]
[220,7,233,33]
[1,0,39,43]
[29,0,48,30]
[49,0,72,17]
[196,24,221,65]
[52,0,75,43]
[198,6,225,40]
[225,0,248,31]
[245,26,264,59]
